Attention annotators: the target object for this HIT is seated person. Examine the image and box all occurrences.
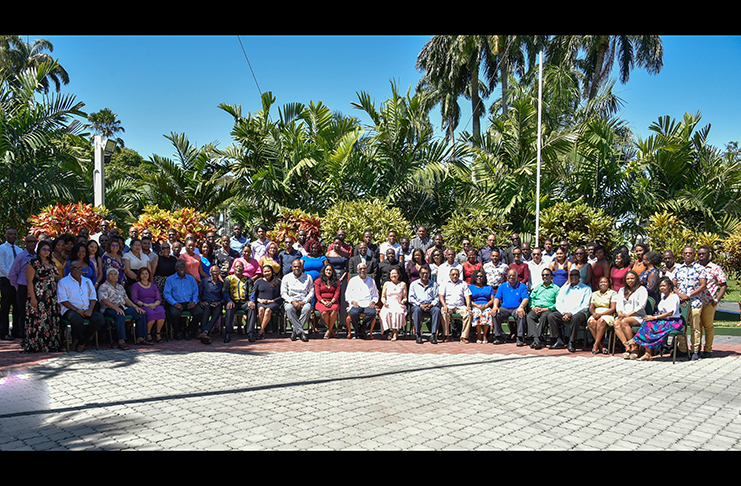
[438,268,472,343]
[547,268,592,351]
[57,260,106,352]
[345,262,379,340]
[408,265,440,344]
[526,267,559,349]
[280,259,314,342]
[98,267,148,349]
[492,269,529,346]
[586,276,618,354]
[223,260,257,343]
[163,259,204,341]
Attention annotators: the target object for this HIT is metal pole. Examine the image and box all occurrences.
[94,135,105,208]
[535,51,543,248]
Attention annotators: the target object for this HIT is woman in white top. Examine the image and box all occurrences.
[629,277,683,361]
[123,238,152,288]
[613,270,648,359]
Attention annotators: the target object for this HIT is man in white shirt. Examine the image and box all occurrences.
[379,230,402,262]
[345,262,379,340]
[58,261,105,352]
[0,228,24,341]
[526,247,550,290]
[547,269,592,351]
[280,259,314,342]
[439,268,472,343]
[437,248,462,289]
[251,224,271,262]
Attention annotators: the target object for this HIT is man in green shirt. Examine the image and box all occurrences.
[526,267,559,349]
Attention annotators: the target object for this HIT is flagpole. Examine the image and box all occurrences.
[535,51,543,248]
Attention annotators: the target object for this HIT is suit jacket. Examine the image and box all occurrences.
[348,254,378,279]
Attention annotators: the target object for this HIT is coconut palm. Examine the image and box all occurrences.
[0,35,69,94]
[85,107,125,148]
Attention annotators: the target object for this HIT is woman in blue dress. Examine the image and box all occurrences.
[469,269,495,344]
[301,239,327,281]
[549,248,571,287]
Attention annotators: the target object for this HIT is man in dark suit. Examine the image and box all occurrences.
[348,242,378,280]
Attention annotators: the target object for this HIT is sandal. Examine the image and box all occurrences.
[154,333,163,343]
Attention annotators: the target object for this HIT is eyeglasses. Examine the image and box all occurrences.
[39,247,50,252]
[70,266,84,271]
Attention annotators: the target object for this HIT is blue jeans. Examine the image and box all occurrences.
[411,305,440,335]
[104,307,148,341]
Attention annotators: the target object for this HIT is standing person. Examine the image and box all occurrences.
[409,265,440,344]
[492,269,529,346]
[508,247,530,287]
[348,242,378,280]
[222,260,257,343]
[549,248,571,288]
[438,268,472,343]
[199,240,215,276]
[250,224,271,262]
[8,234,38,340]
[131,267,167,344]
[502,233,522,265]
[673,246,707,360]
[179,237,208,284]
[609,249,631,293]
[326,228,353,258]
[293,229,308,256]
[163,260,204,341]
[591,245,611,291]
[57,261,106,353]
[230,244,262,279]
[153,241,178,300]
[377,247,407,289]
[424,233,446,263]
[379,267,407,341]
[254,264,282,339]
[405,248,427,285]
[354,230,380,261]
[697,245,726,359]
[659,250,678,280]
[98,268,149,349]
[280,259,314,342]
[345,262,379,340]
[258,241,281,276]
[101,237,127,287]
[279,235,303,278]
[399,237,413,264]
[632,243,649,277]
[462,248,483,285]
[379,230,402,263]
[482,249,508,293]
[527,247,549,290]
[214,234,240,279]
[300,240,327,282]
[541,238,556,264]
[197,264,224,344]
[230,223,248,253]
[571,246,593,288]
[122,238,151,288]
[478,234,502,265]
[21,239,62,353]
[437,248,462,289]
[86,239,104,288]
[409,225,434,255]
[1,228,24,340]
[640,251,662,304]
[455,238,476,265]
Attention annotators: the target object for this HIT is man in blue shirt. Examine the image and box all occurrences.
[164,259,204,340]
[547,269,592,351]
[230,223,249,253]
[492,269,530,345]
[408,266,441,344]
[279,235,303,277]
[478,234,503,265]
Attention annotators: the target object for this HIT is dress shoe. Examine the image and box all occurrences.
[184,331,192,341]
[568,342,576,353]
[516,337,525,347]
[291,331,297,341]
[701,351,712,359]
[1,334,15,341]
[531,341,543,350]
[300,333,309,342]
[492,337,505,344]
[549,340,565,350]
[175,332,184,341]
[223,333,231,343]
[416,336,423,344]
[199,333,211,344]
[429,334,438,344]
[248,333,256,342]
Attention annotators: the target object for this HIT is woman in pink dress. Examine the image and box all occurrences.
[379,268,407,341]
[610,249,631,293]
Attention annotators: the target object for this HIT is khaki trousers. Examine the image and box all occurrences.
[441,306,472,340]
[678,305,703,353]
[698,302,716,353]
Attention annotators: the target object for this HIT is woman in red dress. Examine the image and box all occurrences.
[315,262,340,339]
[462,248,482,284]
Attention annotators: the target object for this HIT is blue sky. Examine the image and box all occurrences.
[29,35,741,159]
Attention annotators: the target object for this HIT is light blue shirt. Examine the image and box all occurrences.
[555,281,592,315]
[164,272,200,305]
[409,278,440,307]
[230,235,249,253]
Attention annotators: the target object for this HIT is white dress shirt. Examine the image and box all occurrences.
[57,275,97,312]
[0,241,24,278]
[280,272,314,303]
[345,275,379,308]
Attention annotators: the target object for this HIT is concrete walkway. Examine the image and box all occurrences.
[1,332,741,450]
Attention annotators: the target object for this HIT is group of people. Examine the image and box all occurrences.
[0,221,727,361]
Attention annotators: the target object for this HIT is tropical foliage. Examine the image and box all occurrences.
[28,202,108,238]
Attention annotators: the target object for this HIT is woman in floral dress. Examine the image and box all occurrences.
[22,240,62,353]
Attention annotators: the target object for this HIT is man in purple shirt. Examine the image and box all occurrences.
[7,234,38,339]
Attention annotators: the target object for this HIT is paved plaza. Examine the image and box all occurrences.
[1,332,741,451]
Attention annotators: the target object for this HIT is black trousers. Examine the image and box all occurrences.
[546,309,589,343]
[14,285,27,338]
[0,277,17,337]
[167,303,205,336]
[63,308,105,343]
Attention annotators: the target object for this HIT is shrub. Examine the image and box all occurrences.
[440,209,511,253]
[538,199,618,252]
[131,206,216,243]
[320,198,410,245]
[28,203,110,238]
[267,208,322,245]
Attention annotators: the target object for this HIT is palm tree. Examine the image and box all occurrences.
[546,35,664,101]
[0,35,69,93]
[85,107,125,148]
[489,35,549,116]
[0,62,87,231]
